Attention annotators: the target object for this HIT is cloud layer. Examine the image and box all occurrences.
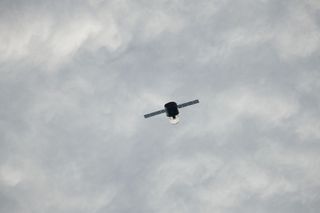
[1,0,320,213]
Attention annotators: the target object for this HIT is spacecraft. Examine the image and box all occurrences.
[144,99,199,124]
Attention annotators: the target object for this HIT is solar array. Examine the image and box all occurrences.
[144,99,199,118]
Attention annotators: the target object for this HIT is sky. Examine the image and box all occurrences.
[1,0,320,212]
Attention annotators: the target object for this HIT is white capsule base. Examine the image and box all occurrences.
[169,116,180,124]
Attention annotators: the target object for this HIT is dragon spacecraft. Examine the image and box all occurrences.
[144,99,199,124]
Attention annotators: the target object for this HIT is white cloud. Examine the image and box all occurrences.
[0,6,103,69]
[197,87,299,138]
[142,10,185,39]
[1,1,320,213]
[0,165,23,186]
[296,117,320,140]
[0,0,188,70]
[273,3,320,59]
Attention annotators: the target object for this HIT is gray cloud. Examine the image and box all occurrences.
[1,0,320,213]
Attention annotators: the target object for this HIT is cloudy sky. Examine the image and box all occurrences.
[1,0,320,212]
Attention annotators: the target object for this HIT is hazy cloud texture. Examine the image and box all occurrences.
[1,0,320,212]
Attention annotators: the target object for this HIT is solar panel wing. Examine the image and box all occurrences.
[144,109,166,118]
[177,99,199,108]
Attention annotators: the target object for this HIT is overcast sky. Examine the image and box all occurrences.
[1,0,320,212]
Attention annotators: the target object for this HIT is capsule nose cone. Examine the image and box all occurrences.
[169,116,180,124]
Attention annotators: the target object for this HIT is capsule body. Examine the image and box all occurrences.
[164,102,180,124]
[164,101,179,121]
